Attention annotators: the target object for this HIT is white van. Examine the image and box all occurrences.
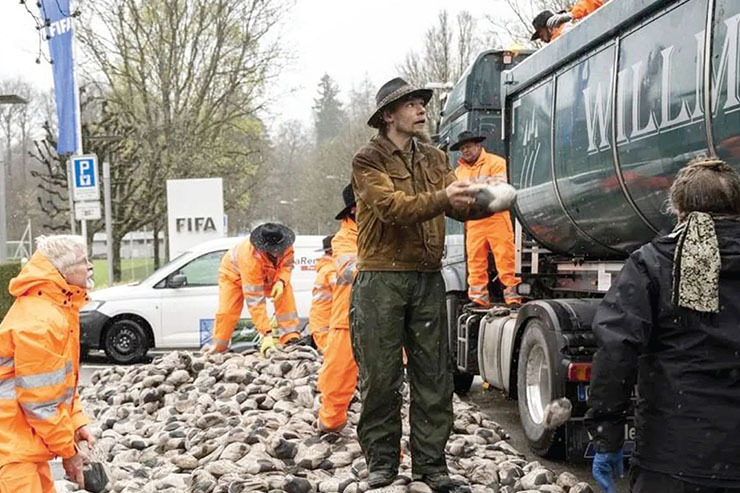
[80,235,323,363]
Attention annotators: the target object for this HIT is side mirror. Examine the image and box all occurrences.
[168,273,187,288]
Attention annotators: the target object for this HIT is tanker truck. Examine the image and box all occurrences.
[438,0,740,460]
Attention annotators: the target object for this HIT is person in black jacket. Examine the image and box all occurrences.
[586,156,740,493]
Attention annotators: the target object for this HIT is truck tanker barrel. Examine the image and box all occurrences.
[501,0,740,259]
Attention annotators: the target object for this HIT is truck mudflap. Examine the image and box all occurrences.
[565,417,636,460]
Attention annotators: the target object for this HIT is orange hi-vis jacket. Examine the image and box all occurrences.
[571,0,603,20]
[0,252,90,467]
[330,218,358,330]
[213,238,298,348]
[309,255,335,352]
[455,148,509,230]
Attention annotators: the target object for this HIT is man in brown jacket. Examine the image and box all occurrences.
[351,77,490,491]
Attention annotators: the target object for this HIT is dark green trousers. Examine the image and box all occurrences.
[350,271,454,476]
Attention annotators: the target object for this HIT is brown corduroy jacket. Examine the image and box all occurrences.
[352,134,491,272]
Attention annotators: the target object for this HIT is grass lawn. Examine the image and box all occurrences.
[93,258,158,286]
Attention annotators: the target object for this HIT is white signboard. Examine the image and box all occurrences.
[75,201,102,220]
[71,154,100,202]
[166,178,225,259]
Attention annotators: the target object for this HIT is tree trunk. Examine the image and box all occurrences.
[153,222,161,269]
[112,232,123,283]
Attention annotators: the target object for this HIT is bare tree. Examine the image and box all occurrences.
[72,0,285,276]
[399,10,482,135]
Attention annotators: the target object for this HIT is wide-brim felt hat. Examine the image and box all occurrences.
[531,9,555,41]
[316,235,334,253]
[335,184,357,220]
[250,223,295,254]
[367,77,433,129]
[449,130,486,151]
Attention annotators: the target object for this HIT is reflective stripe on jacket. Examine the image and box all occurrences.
[455,149,513,234]
[309,255,335,337]
[330,218,358,330]
[0,252,90,466]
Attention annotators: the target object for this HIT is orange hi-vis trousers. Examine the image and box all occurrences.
[0,462,54,493]
[466,212,521,306]
[317,328,357,429]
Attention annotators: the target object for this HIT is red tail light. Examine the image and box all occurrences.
[567,362,592,382]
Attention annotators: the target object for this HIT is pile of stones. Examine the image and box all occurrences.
[56,347,593,493]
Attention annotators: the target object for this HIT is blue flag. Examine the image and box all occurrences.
[38,0,79,155]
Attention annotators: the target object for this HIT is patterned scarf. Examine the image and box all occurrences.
[672,212,721,313]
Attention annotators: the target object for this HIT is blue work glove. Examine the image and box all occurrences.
[592,450,624,493]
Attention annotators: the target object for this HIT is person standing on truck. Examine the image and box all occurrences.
[451,130,522,306]
[211,223,301,357]
[351,77,492,491]
[0,235,96,492]
[317,184,358,433]
[585,157,740,493]
[531,1,609,43]
[309,235,335,353]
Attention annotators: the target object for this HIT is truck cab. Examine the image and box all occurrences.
[440,0,740,460]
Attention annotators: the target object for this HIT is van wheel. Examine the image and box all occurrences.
[453,373,474,395]
[104,319,149,364]
[517,320,562,457]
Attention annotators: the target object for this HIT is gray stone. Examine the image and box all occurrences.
[556,472,579,489]
[569,484,593,493]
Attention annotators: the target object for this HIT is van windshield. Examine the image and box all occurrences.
[136,252,190,285]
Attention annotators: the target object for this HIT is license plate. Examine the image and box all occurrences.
[584,423,637,458]
[578,384,638,402]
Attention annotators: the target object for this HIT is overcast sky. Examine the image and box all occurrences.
[0,0,511,130]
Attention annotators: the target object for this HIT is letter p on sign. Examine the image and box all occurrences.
[71,154,100,202]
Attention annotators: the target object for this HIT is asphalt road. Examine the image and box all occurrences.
[74,355,628,492]
[464,380,629,493]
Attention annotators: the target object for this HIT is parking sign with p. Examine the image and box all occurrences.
[71,154,99,202]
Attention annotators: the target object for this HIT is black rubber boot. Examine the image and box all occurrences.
[414,472,470,493]
[367,470,397,488]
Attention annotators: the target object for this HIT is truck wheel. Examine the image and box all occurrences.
[453,373,474,395]
[104,318,149,364]
[517,320,561,457]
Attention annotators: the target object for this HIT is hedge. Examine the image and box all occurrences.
[0,262,22,320]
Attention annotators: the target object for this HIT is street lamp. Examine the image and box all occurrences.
[0,94,29,262]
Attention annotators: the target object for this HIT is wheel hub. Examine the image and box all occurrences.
[113,327,138,355]
[525,345,550,425]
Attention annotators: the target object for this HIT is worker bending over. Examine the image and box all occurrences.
[317,184,358,433]
[309,235,335,353]
[452,131,521,306]
[531,1,609,43]
[0,236,95,492]
[212,223,301,356]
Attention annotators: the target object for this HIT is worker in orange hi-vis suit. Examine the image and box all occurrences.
[309,235,335,353]
[531,1,608,43]
[211,223,301,356]
[317,184,358,433]
[452,131,522,307]
[0,236,96,492]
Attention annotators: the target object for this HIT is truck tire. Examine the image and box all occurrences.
[517,319,561,457]
[104,318,149,364]
[453,373,474,394]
